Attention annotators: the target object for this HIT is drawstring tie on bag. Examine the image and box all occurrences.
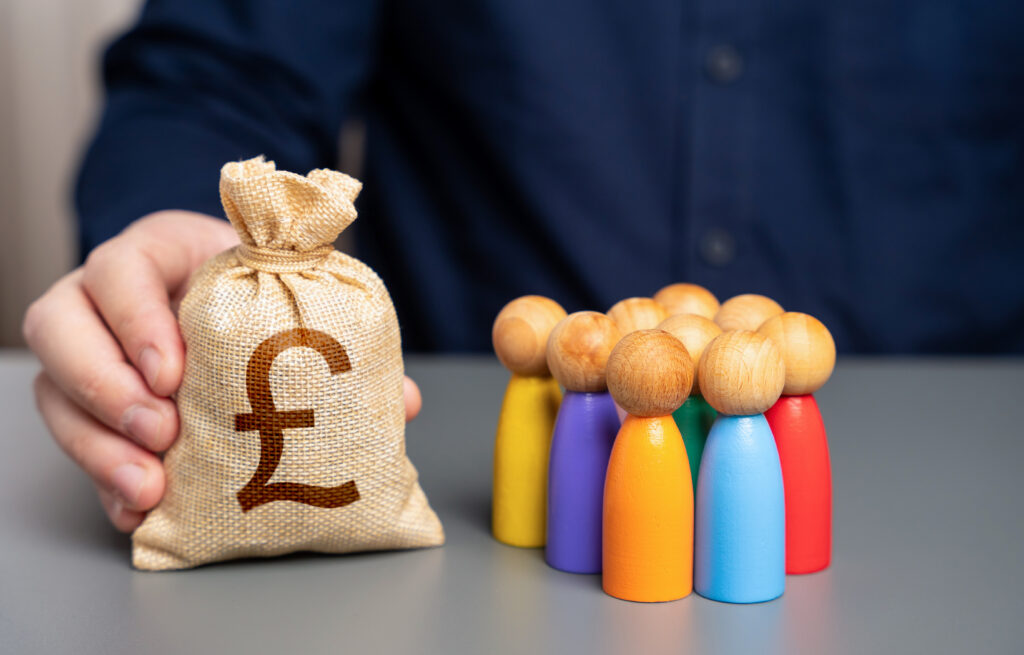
[236,243,334,274]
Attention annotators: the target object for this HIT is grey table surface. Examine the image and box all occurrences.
[2,350,1023,654]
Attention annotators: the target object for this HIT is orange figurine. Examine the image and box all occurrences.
[603,330,694,602]
[606,297,669,336]
[758,312,836,574]
[714,293,784,332]
[654,283,720,320]
[492,295,567,547]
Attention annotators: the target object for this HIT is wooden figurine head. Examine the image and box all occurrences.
[653,283,720,319]
[606,297,669,336]
[714,294,784,332]
[492,295,567,376]
[757,312,836,396]
[699,330,786,416]
[606,329,694,418]
[546,311,622,393]
[657,314,723,398]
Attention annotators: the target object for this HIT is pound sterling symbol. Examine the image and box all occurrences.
[234,328,360,512]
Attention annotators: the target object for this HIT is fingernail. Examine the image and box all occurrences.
[123,405,164,449]
[109,495,124,519]
[111,463,147,507]
[138,347,162,390]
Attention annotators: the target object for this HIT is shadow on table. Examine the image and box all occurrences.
[439,490,492,537]
[18,452,496,573]
[17,459,131,563]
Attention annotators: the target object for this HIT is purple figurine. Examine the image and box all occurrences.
[544,312,622,573]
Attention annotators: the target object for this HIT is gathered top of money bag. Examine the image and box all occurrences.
[220,156,362,272]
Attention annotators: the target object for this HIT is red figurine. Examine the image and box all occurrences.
[759,312,836,574]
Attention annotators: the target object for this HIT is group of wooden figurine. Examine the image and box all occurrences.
[491,284,835,604]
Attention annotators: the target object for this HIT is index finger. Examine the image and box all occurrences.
[81,238,184,397]
[81,212,237,396]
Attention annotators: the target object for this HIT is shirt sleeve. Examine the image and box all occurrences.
[74,0,380,256]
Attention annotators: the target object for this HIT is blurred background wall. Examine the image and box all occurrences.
[0,0,141,346]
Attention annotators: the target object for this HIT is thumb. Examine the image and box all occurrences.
[404,376,422,422]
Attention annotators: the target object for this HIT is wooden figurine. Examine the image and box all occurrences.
[492,295,567,547]
[606,297,670,422]
[714,293,784,332]
[653,283,720,319]
[657,314,723,494]
[603,330,694,602]
[606,297,669,336]
[545,312,622,574]
[695,330,787,603]
[758,312,836,574]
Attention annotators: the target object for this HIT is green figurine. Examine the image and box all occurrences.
[657,313,723,493]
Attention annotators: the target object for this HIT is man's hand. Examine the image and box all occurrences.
[24,210,422,532]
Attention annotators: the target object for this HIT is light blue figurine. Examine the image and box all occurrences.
[694,330,787,604]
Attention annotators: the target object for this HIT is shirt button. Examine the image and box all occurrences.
[706,44,744,84]
[699,228,736,267]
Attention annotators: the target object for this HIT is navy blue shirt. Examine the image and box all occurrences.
[77,0,1024,353]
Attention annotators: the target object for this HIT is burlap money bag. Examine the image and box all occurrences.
[131,156,444,570]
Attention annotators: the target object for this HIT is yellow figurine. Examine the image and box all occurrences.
[491,295,567,547]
